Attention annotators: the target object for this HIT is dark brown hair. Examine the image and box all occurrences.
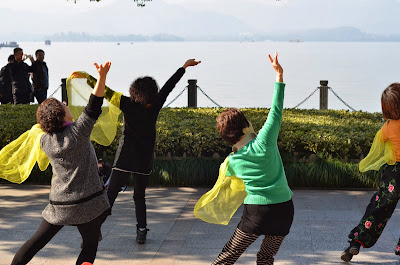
[382,83,400,120]
[129,76,159,105]
[36,98,66,134]
[216,108,250,145]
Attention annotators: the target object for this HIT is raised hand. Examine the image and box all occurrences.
[268,52,283,83]
[183,59,201,69]
[94,62,111,77]
[92,62,111,97]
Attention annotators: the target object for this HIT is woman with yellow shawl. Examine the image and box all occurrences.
[10,62,111,265]
[196,53,293,265]
[341,83,400,262]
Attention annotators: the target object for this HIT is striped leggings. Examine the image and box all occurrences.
[212,228,285,265]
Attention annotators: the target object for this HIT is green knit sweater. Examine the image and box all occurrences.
[226,82,293,205]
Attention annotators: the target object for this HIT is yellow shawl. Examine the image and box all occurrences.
[0,72,122,184]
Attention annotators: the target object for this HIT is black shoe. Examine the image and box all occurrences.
[136,227,149,244]
[349,241,361,255]
[341,246,353,262]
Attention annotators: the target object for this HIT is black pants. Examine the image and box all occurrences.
[106,169,148,228]
[349,163,400,249]
[13,93,30,104]
[33,89,47,104]
[11,214,104,265]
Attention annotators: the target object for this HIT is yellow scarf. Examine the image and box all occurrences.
[194,156,247,225]
[359,128,396,172]
[0,72,122,184]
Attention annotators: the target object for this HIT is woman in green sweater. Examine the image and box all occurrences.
[212,53,293,265]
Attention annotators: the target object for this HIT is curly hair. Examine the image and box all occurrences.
[216,108,250,145]
[382,83,400,120]
[36,98,66,134]
[129,76,159,105]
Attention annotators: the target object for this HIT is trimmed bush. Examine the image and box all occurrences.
[0,105,385,188]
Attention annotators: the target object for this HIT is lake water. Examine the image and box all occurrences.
[1,41,399,112]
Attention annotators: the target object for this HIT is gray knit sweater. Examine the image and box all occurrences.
[40,95,110,225]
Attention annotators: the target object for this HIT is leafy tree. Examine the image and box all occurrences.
[72,0,152,7]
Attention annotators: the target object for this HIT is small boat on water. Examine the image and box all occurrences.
[289,39,303,43]
[45,40,51,45]
[0,41,19,48]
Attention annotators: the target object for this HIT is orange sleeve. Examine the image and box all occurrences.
[382,121,390,142]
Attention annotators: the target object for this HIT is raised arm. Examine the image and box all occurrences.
[255,53,285,147]
[157,59,201,107]
[71,67,116,103]
[92,62,111,97]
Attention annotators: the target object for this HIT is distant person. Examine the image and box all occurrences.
[9,47,33,104]
[31,49,49,104]
[341,83,400,262]
[0,54,15,104]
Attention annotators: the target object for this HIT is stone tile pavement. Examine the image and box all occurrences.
[1,184,400,264]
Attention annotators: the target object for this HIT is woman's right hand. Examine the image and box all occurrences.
[94,62,111,77]
[268,52,283,83]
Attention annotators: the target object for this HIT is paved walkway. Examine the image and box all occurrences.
[1,184,400,264]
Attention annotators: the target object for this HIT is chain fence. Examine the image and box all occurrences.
[293,86,356,111]
[164,85,222,108]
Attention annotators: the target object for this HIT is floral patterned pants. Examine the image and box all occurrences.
[349,163,400,253]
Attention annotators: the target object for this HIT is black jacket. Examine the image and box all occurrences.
[31,61,48,91]
[0,63,13,104]
[112,67,186,174]
[9,60,32,96]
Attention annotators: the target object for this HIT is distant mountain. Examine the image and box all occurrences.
[269,27,400,42]
[1,27,400,42]
[43,32,184,42]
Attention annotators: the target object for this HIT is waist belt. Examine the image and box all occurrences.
[50,187,105,205]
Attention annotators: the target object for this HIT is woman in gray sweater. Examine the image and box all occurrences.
[11,62,111,265]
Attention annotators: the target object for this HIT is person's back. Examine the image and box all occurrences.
[0,55,14,104]
[116,94,164,173]
[101,59,201,245]
[40,109,109,225]
[11,61,112,265]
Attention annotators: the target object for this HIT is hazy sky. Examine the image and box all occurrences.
[0,0,400,37]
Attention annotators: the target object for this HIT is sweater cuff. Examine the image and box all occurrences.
[83,94,104,120]
[275,82,286,87]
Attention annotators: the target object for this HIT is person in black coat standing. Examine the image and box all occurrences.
[9,47,33,104]
[0,54,15,104]
[31,49,49,104]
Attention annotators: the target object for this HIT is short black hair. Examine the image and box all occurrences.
[7,54,14,62]
[14,47,22,55]
[129,76,159,105]
[35,49,45,56]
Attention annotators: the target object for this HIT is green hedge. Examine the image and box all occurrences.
[0,104,385,188]
[19,155,382,188]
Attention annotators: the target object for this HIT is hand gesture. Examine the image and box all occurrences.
[94,62,111,77]
[183,59,201,69]
[268,52,283,82]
